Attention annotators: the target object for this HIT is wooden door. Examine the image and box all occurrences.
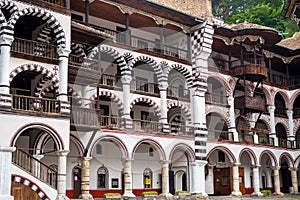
[239,167,245,194]
[12,182,41,200]
[73,167,82,199]
[213,167,231,195]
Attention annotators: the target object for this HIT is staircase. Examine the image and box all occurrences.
[11,149,58,200]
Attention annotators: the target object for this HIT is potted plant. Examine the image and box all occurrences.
[142,191,158,197]
[175,190,190,196]
[103,193,121,198]
[31,102,43,112]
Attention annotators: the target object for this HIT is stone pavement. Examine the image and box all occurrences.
[208,194,300,199]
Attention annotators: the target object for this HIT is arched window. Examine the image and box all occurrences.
[149,147,154,157]
[143,168,152,188]
[96,144,102,154]
[98,167,108,189]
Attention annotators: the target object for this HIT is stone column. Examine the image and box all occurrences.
[121,75,132,129]
[81,157,93,200]
[159,81,169,134]
[268,106,278,146]
[228,96,239,142]
[57,48,71,102]
[0,34,13,95]
[56,150,70,200]
[191,161,208,197]
[252,165,263,196]
[0,147,15,200]
[287,110,295,148]
[33,154,44,178]
[231,163,242,196]
[160,161,172,197]
[122,160,135,198]
[290,168,298,194]
[272,166,283,195]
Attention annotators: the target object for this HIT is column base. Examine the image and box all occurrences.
[192,192,209,199]
[273,191,284,196]
[0,195,14,200]
[56,195,70,200]
[159,193,173,198]
[122,192,136,198]
[251,191,263,197]
[80,193,94,200]
[231,191,242,197]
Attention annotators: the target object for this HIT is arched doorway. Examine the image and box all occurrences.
[73,166,82,198]
[279,156,292,193]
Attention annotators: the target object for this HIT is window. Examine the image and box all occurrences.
[143,168,152,188]
[149,147,154,157]
[218,151,225,162]
[96,144,102,154]
[98,167,108,189]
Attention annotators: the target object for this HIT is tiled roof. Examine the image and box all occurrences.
[229,22,276,31]
[277,32,300,50]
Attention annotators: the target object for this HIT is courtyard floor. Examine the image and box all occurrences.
[208,194,300,199]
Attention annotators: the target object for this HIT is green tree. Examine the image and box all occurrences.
[212,0,298,38]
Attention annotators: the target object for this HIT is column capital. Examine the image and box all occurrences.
[57,48,71,58]
[56,150,69,156]
[252,165,261,168]
[227,96,234,103]
[0,34,14,46]
[271,166,281,170]
[268,105,276,113]
[289,167,298,171]
[192,160,208,167]
[158,81,168,91]
[121,75,132,84]
[232,163,241,167]
[287,110,293,117]
[160,160,170,165]
[0,146,16,152]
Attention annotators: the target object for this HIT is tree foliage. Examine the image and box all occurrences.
[212,0,299,37]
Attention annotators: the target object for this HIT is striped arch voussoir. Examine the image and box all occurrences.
[10,64,58,89]
[167,101,191,123]
[8,7,66,48]
[171,64,193,89]
[12,175,50,200]
[92,90,124,114]
[130,97,161,117]
[99,46,129,75]
[0,0,18,16]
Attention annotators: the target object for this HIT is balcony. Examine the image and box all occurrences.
[294,108,300,118]
[70,105,193,136]
[258,135,274,146]
[167,86,190,101]
[274,107,287,117]
[82,23,189,61]
[23,0,66,8]
[99,74,122,89]
[11,38,58,62]
[205,93,227,106]
[239,132,254,144]
[12,95,60,115]
[231,54,267,82]
[131,79,160,96]
[234,95,266,113]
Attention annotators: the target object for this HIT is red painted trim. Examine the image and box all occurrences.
[133,188,161,196]
[245,187,254,194]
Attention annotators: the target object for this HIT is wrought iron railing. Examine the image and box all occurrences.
[12,149,57,188]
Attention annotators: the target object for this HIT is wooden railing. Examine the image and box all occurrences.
[294,108,300,118]
[167,86,190,100]
[70,107,99,129]
[100,115,125,129]
[100,74,122,88]
[205,93,227,105]
[11,37,58,60]
[131,79,160,95]
[169,123,194,136]
[258,135,274,146]
[239,132,254,144]
[12,95,60,114]
[132,119,162,133]
[25,0,65,7]
[275,107,287,117]
[12,149,57,188]
[207,130,233,142]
